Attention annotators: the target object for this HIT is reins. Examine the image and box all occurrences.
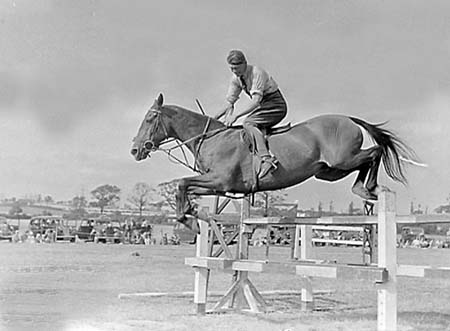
[150,111,227,174]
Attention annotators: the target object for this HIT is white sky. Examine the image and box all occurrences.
[1,1,449,213]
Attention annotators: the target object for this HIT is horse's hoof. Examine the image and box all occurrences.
[177,215,187,224]
[367,192,378,201]
[178,216,200,234]
[352,186,378,201]
[189,218,200,234]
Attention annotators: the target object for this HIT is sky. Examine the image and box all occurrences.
[1,0,449,214]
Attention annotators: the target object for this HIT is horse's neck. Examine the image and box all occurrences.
[167,107,224,150]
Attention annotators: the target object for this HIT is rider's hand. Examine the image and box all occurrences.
[216,103,234,121]
[224,113,237,126]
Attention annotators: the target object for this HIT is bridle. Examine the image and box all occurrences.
[141,107,227,173]
[143,109,170,151]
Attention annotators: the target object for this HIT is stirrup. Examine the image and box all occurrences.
[259,156,278,179]
[263,156,278,167]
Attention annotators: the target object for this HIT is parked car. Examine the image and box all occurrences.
[0,217,18,241]
[73,219,95,241]
[28,216,75,242]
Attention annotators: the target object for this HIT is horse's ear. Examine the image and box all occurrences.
[151,93,164,110]
[156,93,164,107]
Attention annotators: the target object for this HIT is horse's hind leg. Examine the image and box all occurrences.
[350,164,375,200]
[347,146,382,200]
[325,146,381,200]
[365,149,382,193]
[315,165,352,181]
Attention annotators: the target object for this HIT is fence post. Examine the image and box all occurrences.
[194,219,209,314]
[234,196,251,308]
[293,225,301,259]
[300,224,314,309]
[377,189,397,331]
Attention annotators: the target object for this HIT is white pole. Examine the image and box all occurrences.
[377,189,397,331]
[300,224,314,308]
[300,225,313,260]
[194,219,209,314]
[293,225,301,259]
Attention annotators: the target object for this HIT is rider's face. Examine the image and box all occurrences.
[229,63,247,76]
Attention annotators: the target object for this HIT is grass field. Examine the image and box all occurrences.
[0,242,449,331]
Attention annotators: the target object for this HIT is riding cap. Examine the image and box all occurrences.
[227,50,247,65]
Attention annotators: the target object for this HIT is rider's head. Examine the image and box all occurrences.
[227,50,247,76]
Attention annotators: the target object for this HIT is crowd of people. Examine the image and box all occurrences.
[119,220,180,245]
[10,229,57,244]
[397,236,450,249]
[249,227,450,249]
[4,219,182,246]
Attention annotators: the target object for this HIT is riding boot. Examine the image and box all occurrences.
[244,123,279,178]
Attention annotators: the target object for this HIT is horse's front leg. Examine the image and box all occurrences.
[175,173,233,232]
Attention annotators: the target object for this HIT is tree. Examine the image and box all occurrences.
[157,179,201,211]
[72,195,87,210]
[435,204,450,213]
[128,182,156,216]
[434,194,450,214]
[69,195,88,219]
[318,201,323,215]
[90,184,121,214]
[44,195,53,205]
[9,204,23,217]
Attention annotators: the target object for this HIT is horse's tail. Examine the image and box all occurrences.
[350,117,419,185]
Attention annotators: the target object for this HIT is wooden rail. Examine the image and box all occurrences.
[185,189,450,331]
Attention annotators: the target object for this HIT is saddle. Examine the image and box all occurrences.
[239,122,292,151]
[266,122,291,135]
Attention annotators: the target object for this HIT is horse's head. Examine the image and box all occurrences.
[131,93,169,161]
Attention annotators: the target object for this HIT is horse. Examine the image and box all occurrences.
[131,93,417,232]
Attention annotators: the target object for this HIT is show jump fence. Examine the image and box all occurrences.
[185,188,450,331]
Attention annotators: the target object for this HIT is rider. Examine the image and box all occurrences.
[214,50,288,179]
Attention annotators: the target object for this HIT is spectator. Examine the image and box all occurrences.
[35,233,42,243]
[411,238,420,248]
[26,231,36,243]
[143,232,151,245]
[162,233,168,245]
[170,234,180,245]
[12,230,21,243]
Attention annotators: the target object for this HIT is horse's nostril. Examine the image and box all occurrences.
[130,149,138,156]
[144,140,154,150]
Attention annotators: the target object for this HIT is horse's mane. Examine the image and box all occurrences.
[163,104,227,128]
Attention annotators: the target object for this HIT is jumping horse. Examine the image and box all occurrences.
[131,93,417,232]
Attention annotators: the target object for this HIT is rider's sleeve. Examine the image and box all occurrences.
[249,66,269,98]
[225,76,242,104]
